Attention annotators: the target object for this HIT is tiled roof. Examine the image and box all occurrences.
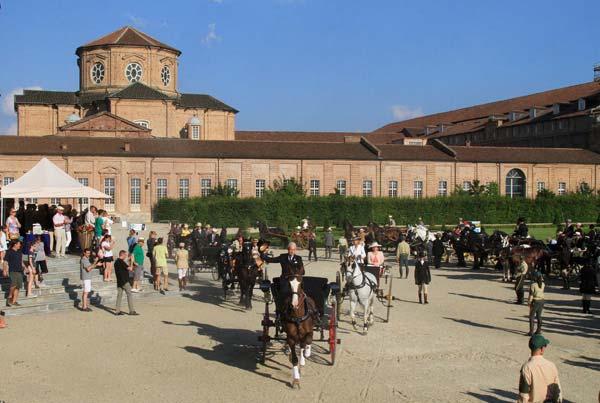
[0,136,597,164]
[374,81,600,134]
[235,130,363,143]
[109,82,171,100]
[14,90,77,107]
[178,94,238,113]
[77,26,180,55]
[14,84,237,113]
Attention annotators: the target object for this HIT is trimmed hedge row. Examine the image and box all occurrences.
[154,194,600,229]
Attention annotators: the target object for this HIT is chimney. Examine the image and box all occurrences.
[594,62,600,82]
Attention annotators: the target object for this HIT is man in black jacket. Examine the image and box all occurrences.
[114,250,138,316]
[414,252,431,304]
[432,233,445,269]
[265,242,305,278]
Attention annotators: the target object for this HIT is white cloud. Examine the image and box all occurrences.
[127,14,147,28]
[2,86,42,116]
[201,23,221,46]
[391,104,424,121]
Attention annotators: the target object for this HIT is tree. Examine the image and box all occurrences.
[485,181,499,196]
[577,181,593,196]
[468,180,487,196]
[537,188,556,198]
[209,183,239,197]
[266,177,306,197]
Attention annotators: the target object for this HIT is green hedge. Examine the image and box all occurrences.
[154,194,600,228]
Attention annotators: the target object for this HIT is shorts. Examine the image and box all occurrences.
[134,265,143,281]
[177,268,188,279]
[156,266,169,276]
[83,279,92,293]
[36,260,48,274]
[102,256,114,263]
[9,272,23,289]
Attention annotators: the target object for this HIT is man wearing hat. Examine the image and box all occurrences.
[514,217,529,238]
[191,223,203,260]
[387,215,396,227]
[52,206,67,258]
[518,334,562,403]
[348,235,366,264]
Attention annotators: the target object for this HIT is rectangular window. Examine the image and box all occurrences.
[50,198,61,206]
[157,179,168,200]
[130,178,141,211]
[309,179,320,196]
[462,181,471,191]
[438,180,448,196]
[362,180,373,197]
[191,125,200,140]
[226,178,238,191]
[558,182,567,195]
[336,179,347,196]
[201,178,212,197]
[3,176,14,186]
[536,181,546,192]
[78,177,89,210]
[255,179,266,198]
[413,180,423,199]
[388,180,398,197]
[179,178,190,199]
[104,177,115,211]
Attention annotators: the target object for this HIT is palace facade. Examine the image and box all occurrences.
[3,27,600,220]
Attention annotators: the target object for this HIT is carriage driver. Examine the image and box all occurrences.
[387,215,396,226]
[514,217,529,238]
[348,236,366,264]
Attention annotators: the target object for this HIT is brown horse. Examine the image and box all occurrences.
[283,273,315,388]
[511,245,550,274]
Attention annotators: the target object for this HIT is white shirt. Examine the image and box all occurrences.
[348,244,366,260]
[0,232,7,252]
[101,241,113,257]
[85,211,95,226]
[53,213,65,228]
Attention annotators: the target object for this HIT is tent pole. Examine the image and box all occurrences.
[0,197,3,226]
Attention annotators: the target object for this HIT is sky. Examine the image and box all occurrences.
[1,0,600,134]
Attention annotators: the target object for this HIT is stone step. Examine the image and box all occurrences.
[2,288,184,316]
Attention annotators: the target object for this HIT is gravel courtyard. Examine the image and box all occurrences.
[1,249,598,403]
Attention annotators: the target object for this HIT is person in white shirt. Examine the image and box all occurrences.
[84,206,97,227]
[347,236,366,264]
[53,206,67,258]
[0,224,8,268]
[101,210,113,236]
[101,234,115,282]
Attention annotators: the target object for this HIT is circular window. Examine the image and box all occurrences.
[161,65,171,86]
[125,62,143,83]
[91,62,105,84]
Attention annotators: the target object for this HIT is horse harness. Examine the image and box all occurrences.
[346,266,378,297]
[284,291,316,325]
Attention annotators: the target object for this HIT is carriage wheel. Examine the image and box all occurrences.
[259,302,271,364]
[335,272,343,322]
[328,300,338,365]
[385,274,393,323]
[211,266,219,281]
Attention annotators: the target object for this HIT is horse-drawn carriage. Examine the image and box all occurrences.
[257,275,341,385]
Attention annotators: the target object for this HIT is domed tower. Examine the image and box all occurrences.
[76,26,180,97]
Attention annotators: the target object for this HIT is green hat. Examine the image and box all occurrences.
[529,334,550,351]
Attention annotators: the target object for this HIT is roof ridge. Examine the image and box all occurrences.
[115,26,130,43]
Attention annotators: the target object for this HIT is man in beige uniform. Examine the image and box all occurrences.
[518,334,562,403]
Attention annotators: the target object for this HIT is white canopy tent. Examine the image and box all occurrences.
[0,158,110,224]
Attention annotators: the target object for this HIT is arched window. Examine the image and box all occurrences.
[506,169,526,198]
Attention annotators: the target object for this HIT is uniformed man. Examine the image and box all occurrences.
[514,217,529,238]
[518,334,562,403]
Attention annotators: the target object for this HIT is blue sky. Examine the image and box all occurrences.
[1,0,600,134]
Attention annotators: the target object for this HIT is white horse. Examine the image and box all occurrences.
[409,224,436,243]
[344,260,377,334]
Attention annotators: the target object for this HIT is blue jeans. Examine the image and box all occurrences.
[399,254,409,278]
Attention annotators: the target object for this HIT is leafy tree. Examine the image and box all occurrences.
[485,182,499,196]
[468,179,487,196]
[537,188,556,198]
[577,181,593,196]
[209,183,239,197]
[266,177,306,197]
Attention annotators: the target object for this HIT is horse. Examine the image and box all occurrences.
[256,220,289,247]
[511,244,550,276]
[282,273,315,389]
[344,260,377,334]
[233,241,262,309]
[407,224,435,255]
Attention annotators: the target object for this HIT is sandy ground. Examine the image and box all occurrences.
[1,242,599,403]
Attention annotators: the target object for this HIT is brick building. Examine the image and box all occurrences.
[3,27,600,220]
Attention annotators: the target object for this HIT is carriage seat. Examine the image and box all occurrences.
[270,276,330,317]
